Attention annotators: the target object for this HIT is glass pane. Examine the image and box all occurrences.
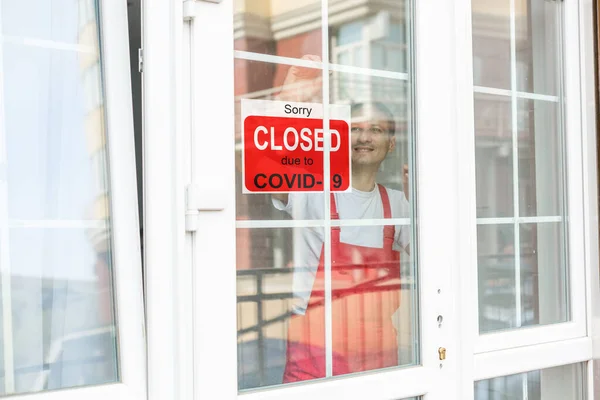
[478,224,516,332]
[2,0,89,44]
[472,0,511,90]
[233,0,322,59]
[237,228,305,389]
[236,227,416,390]
[234,0,417,389]
[0,0,118,395]
[515,0,560,95]
[519,222,568,326]
[517,100,563,217]
[330,1,409,73]
[475,363,586,400]
[478,222,568,333]
[474,94,513,219]
[7,229,116,392]
[472,0,567,334]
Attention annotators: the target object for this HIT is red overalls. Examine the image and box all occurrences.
[283,184,401,382]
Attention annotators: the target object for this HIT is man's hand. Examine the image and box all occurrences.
[276,55,322,103]
[271,55,322,207]
[272,191,289,205]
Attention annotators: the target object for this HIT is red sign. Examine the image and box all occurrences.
[242,115,350,193]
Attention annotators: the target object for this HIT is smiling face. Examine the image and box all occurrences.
[350,106,396,168]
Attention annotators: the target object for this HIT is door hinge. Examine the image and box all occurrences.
[138,48,143,73]
[185,184,226,232]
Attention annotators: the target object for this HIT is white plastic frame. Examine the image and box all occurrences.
[470,0,588,353]
[0,0,147,399]
[455,0,597,397]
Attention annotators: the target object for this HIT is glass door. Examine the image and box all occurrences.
[185,0,462,399]
[0,0,146,398]
[182,0,598,398]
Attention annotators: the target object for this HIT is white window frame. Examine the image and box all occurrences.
[455,0,599,397]
[0,0,147,398]
[473,0,587,354]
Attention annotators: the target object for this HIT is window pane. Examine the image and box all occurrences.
[515,0,560,95]
[472,0,567,334]
[519,222,568,326]
[233,0,322,59]
[478,221,568,333]
[2,0,82,44]
[331,5,409,73]
[475,363,586,400]
[478,224,516,332]
[474,94,513,219]
[234,0,417,390]
[0,0,119,394]
[517,100,564,217]
[472,0,511,90]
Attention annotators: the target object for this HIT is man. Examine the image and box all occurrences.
[272,56,411,382]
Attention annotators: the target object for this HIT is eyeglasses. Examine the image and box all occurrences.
[350,125,387,136]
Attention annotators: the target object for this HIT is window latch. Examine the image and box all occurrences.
[183,0,223,21]
[185,184,226,232]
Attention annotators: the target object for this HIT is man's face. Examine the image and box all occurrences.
[350,111,395,168]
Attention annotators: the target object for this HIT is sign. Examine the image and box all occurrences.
[241,99,351,193]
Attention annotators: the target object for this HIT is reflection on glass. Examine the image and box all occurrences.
[0,0,118,395]
[330,2,410,73]
[2,0,92,44]
[478,224,517,332]
[235,0,416,389]
[8,229,117,392]
[235,88,417,386]
[472,0,511,89]
[472,0,561,93]
[478,221,568,333]
[472,0,567,334]
[475,363,586,400]
[236,227,328,389]
[474,94,513,219]
[233,0,322,58]
[517,100,563,217]
[515,0,560,95]
[519,223,567,327]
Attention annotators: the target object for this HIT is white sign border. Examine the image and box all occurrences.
[240,98,352,194]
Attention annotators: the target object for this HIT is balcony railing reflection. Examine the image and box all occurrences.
[237,261,415,390]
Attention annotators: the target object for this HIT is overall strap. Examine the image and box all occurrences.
[329,194,341,247]
[330,193,339,220]
[377,185,396,242]
[377,184,392,219]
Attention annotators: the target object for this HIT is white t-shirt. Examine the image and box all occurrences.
[272,185,411,314]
